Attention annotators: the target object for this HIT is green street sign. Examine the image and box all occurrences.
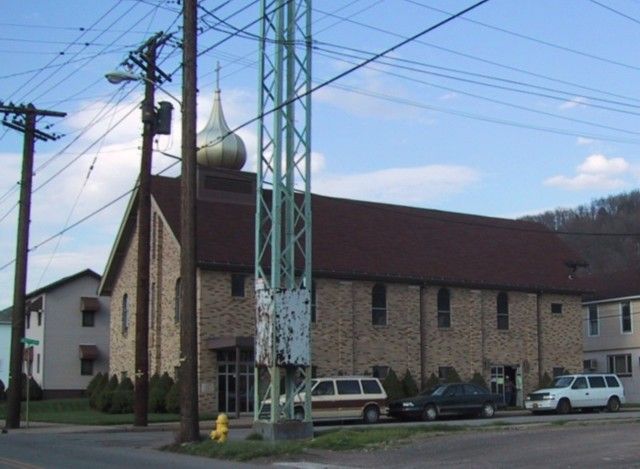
[21,337,39,346]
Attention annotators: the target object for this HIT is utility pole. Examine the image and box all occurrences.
[253,0,313,441]
[1,103,66,430]
[178,0,199,443]
[107,32,174,427]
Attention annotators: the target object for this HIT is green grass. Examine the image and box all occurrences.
[167,424,468,461]
[0,398,213,425]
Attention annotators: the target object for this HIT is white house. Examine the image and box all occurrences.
[0,307,10,389]
[2,269,110,398]
[582,269,640,403]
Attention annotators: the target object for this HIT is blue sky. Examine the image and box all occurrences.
[1,0,640,308]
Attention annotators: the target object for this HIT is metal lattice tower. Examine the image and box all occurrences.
[254,0,313,433]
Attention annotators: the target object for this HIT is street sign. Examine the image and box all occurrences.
[20,337,39,346]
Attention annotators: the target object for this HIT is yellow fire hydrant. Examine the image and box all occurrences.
[210,413,229,443]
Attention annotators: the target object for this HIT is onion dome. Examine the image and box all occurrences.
[196,74,246,170]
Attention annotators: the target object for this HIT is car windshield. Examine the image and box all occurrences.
[551,377,574,388]
[421,385,447,396]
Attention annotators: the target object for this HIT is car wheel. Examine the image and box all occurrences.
[363,405,380,424]
[606,397,620,413]
[480,402,495,418]
[556,398,571,415]
[293,407,305,421]
[422,404,437,422]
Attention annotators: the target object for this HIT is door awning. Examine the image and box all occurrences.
[79,344,99,360]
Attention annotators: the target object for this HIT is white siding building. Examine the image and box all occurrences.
[582,269,640,403]
[3,270,110,398]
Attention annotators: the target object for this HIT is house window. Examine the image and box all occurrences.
[497,292,509,330]
[551,303,562,314]
[81,359,94,376]
[231,274,245,298]
[122,294,129,335]
[437,288,451,328]
[26,312,30,329]
[36,353,40,374]
[371,283,387,326]
[372,365,389,379]
[438,366,454,382]
[588,304,599,336]
[37,312,42,326]
[621,301,632,334]
[82,311,95,327]
[310,281,316,323]
[608,354,632,377]
[174,278,182,324]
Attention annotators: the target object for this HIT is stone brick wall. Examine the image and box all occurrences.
[107,206,583,412]
[108,229,137,378]
[538,293,583,379]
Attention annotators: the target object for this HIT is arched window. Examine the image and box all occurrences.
[497,292,509,330]
[437,288,451,328]
[122,293,129,335]
[174,278,182,324]
[371,283,387,326]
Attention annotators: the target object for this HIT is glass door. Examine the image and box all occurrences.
[490,366,505,404]
[217,349,254,414]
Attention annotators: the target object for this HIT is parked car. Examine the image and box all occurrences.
[387,383,501,421]
[262,376,387,424]
[524,373,625,414]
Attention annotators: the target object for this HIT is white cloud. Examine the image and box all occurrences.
[544,154,632,191]
[559,96,587,110]
[314,165,480,205]
[576,137,595,146]
[577,154,629,175]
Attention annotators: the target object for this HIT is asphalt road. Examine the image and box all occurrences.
[0,410,638,468]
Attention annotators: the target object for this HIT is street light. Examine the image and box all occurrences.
[105,70,182,109]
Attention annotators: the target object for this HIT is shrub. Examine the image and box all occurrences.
[539,372,553,389]
[149,372,174,413]
[401,369,419,397]
[443,367,462,383]
[423,372,440,391]
[86,372,104,397]
[165,380,180,414]
[97,375,119,413]
[5,374,43,401]
[89,373,109,409]
[109,377,134,414]
[0,378,6,401]
[382,368,404,401]
[470,372,488,389]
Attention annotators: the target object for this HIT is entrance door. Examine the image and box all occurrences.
[490,366,505,403]
[217,349,254,414]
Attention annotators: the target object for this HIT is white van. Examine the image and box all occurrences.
[525,373,625,414]
[294,376,387,424]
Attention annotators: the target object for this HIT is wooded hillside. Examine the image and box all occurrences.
[520,190,640,274]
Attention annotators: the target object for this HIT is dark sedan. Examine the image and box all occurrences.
[388,383,501,421]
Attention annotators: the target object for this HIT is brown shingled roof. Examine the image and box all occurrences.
[578,268,640,301]
[151,173,585,294]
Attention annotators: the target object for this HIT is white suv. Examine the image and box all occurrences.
[525,373,625,414]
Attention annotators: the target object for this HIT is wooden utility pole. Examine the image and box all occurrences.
[107,32,173,427]
[133,37,156,427]
[178,0,200,443]
[1,103,66,430]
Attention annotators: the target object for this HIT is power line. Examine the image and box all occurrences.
[0,159,180,274]
[311,6,640,107]
[405,0,640,73]
[314,47,640,137]
[589,0,640,26]
[199,0,494,150]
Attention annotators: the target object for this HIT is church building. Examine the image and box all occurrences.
[99,85,586,415]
